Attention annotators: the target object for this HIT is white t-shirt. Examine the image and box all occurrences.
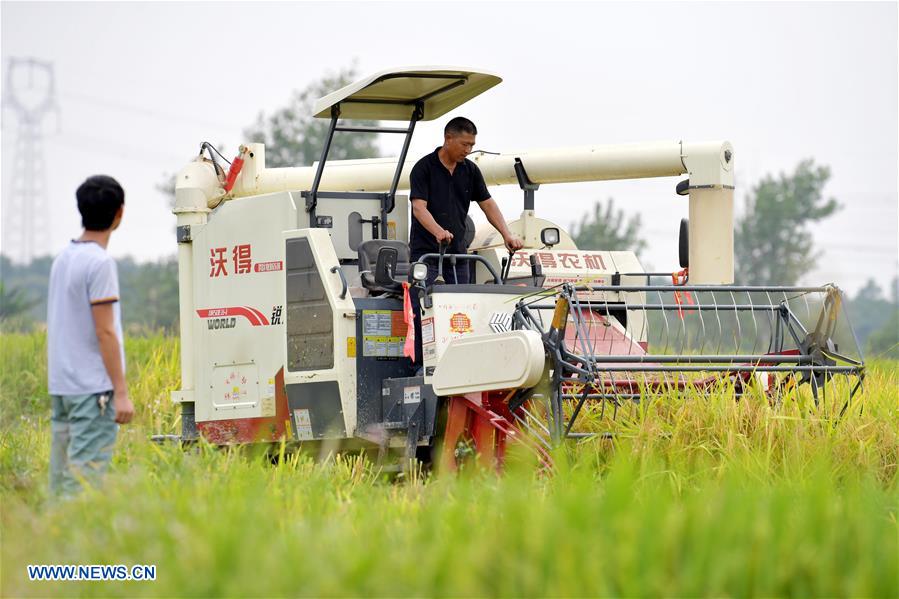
[47,240,125,395]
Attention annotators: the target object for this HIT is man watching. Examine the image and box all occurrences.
[47,175,134,497]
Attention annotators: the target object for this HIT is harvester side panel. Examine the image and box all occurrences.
[422,286,539,381]
[285,236,335,371]
[191,192,295,427]
[282,228,358,439]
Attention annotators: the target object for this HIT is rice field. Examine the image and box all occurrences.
[1,331,896,597]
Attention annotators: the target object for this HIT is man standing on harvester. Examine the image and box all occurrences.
[408,116,523,279]
[408,117,523,362]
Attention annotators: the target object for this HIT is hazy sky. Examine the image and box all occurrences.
[2,1,897,294]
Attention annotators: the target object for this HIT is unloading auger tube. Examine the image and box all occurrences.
[175,139,736,284]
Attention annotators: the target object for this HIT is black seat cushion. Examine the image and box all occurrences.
[358,240,411,295]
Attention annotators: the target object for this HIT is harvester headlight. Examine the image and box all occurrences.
[541,227,560,247]
[411,262,428,282]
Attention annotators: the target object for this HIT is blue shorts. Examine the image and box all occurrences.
[49,391,119,497]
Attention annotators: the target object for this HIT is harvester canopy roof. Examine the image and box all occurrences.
[312,66,502,121]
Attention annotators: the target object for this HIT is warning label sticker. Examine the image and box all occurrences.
[421,317,435,344]
[391,311,406,335]
[293,408,313,440]
[363,310,393,336]
[260,376,276,417]
[361,310,407,357]
[403,386,421,404]
[362,336,406,357]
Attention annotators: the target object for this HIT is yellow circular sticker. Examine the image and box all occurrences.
[449,312,473,333]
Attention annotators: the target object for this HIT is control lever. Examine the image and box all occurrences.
[435,241,448,284]
[449,254,458,283]
[529,254,543,287]
[501,250,515,284]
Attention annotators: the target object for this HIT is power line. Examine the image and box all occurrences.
[47,128,196,165]
[57,89,238,131]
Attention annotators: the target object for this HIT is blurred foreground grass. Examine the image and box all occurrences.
[1,331,896,597]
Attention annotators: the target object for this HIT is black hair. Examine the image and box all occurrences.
[76,175,125,231]
[444,116,477,136]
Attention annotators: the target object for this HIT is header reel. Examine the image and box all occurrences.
[436,278,866,473]
[499,281,866,452]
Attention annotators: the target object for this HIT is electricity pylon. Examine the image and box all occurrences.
[2,57,59,263]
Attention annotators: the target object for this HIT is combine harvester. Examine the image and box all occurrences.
[170,67,865,470]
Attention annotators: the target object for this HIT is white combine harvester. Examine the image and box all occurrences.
[170,67,864,469]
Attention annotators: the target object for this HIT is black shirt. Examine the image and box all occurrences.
[408,147,490,257]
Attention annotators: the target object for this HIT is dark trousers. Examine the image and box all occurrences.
[410,255,471,367]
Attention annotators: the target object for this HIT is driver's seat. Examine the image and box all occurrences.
[358,240,410,296]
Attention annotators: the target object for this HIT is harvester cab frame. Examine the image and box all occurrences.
[169,66,865,471]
